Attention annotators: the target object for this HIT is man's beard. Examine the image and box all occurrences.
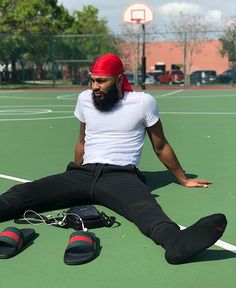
[92,83,119,112]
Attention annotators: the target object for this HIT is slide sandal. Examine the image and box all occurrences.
[0,227,37,259]
[64,231,98,265]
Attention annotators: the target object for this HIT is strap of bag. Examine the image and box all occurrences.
[100,212,116,227]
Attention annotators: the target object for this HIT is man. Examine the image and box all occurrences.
[0,53,226,264]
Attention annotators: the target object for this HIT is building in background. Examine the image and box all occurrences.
[121,40,230,76]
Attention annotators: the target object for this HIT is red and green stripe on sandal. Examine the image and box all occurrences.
[64,231,99,265]
[0,227,37,259]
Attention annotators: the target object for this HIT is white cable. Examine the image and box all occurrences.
[23,209,88,231]
[23,210,48,225]
[65,212,88,231]
[23,210,66,226]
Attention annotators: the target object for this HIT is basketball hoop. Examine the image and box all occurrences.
[122,2,154,25]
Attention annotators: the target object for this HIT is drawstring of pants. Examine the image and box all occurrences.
[90,164,105,200]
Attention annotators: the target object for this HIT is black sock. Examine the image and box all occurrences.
[164,213,227,264]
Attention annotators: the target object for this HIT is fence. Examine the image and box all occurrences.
[0,30,235,87]
[0,33,118,87]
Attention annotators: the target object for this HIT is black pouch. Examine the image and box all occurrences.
[64,205,116,230]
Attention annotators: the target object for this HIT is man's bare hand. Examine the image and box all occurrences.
[181,179,213,188]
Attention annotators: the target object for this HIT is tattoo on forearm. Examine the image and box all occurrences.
[79,124,85,144]
[79,133,85,144]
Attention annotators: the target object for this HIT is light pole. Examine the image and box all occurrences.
[141,24,146,90]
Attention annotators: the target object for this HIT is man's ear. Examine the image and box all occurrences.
[117,74,123,88]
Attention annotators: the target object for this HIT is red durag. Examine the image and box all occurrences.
[91,53,133,92]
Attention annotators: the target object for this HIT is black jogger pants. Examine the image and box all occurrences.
[0,162,177,244]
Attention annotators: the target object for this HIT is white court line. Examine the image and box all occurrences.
[161,111,236,115]
[0,95,51,100]
[158,90,183,98]
[0,90,24,94]
[1,172,236,254]
[159,93,236,100]
[57,94,78,100]
[0,173,30,183]
[0,115,74,121]
[0,109,52,115]
[0,92,77,100]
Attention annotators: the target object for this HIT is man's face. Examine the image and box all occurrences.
[91,75,120,112]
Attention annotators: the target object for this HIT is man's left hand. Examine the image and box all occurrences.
[182,179,213,188]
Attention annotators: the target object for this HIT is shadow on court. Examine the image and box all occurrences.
[186,249,236,264]
[142,170,198,193]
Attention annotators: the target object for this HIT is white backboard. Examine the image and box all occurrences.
[123,2,154,24]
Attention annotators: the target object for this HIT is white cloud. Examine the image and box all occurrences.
[205,10,222,23]
[57,0,232,32]
[158,2,201,18]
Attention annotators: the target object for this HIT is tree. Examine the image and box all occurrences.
[0,0,73,34]
[59,5,119,83]
[219,17,236,64]
[0,2,119,83]
[65,5,118,58]
[120,23,158,84]
[165,13,213,84]
[0,0,73,82]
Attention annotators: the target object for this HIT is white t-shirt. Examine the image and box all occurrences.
[74,90,159,166]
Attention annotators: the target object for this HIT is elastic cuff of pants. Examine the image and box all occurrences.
[153,222,180,248]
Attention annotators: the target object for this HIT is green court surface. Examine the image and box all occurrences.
[0,88,236,287]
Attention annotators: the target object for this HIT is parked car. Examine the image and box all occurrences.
[142,73,156,85]
[190,70,217,85]
[149,71,165,83]
[124,71,135,84]
[217,69,236,84]
[158,69,184,84]
[124,72,156,85]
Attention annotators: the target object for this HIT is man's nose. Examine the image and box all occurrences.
[92,80,100,90]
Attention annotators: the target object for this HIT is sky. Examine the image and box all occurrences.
[58,0,236,32]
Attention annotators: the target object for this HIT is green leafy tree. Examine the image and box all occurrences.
[0,0,73,82]
[0,0,73,34]
[59,5,119,84]
[220,17,236,63]
[65,5,118,59]
[0,2,119,83]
